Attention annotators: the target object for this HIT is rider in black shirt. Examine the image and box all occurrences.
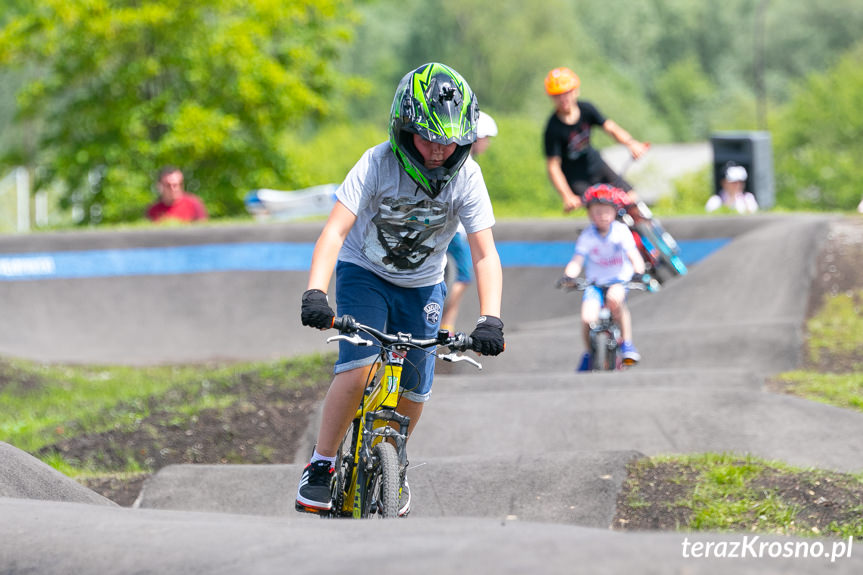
[543,67,649,212]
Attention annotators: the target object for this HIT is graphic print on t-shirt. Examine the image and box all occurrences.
[365,196,448,271]
[566,123,591,160]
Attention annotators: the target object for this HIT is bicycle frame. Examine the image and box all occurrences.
[340,346,411,518]
[618,201,687,281]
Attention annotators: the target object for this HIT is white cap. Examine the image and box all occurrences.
[725,165,748,182]
[477,111,498,139]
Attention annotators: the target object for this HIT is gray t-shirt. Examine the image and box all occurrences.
[337,142,495,288]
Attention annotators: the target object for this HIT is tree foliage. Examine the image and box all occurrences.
[4,0,863,222]
[0,0,358,223]
[772,42,863,211]
[653,56,716,141]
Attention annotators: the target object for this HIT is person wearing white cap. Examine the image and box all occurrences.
[472,111,498,155]
[705,162,759,214]
[441,111,498,333]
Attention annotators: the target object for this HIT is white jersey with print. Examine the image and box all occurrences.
[337,142,495,288]
[574,220,636,285]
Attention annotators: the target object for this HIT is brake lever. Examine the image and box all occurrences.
[326,334,371,346]
[437,352,482,370]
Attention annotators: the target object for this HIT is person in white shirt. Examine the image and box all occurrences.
[706,162,759,214]
[441,110,498,333]
[560,184,647,371]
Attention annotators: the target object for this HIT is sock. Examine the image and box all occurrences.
[311,449,336,466]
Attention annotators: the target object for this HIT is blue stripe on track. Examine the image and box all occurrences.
[0,239,729,281]
[492,238,730,267]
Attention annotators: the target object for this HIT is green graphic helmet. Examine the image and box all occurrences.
[389,63,479,199]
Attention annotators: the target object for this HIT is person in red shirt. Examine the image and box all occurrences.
[146,166,208,222]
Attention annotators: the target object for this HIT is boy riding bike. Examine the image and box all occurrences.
[297,63,505,516]
[560,184,647,371]
[544,66,685,282]
[543,67,649,212]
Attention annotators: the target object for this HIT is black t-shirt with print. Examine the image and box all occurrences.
[543,100,607,194]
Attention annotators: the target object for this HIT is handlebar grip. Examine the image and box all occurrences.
[445,333,473,352]
[332,315,358,332]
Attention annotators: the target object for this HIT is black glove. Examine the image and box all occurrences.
[470,315,505,356]
[301,289,335,329]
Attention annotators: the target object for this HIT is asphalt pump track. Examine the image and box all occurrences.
[1,214,862,574]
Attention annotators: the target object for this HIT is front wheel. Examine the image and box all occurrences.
[330,419,356,518]
[361,442,400,518]
[593,332,615,371]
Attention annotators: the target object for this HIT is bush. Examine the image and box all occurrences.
[654,167,713,216]
[772,43,863,211]
[474,115,562,218]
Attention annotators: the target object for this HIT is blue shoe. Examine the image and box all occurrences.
[577,352,591,372]
[620,341,641,365]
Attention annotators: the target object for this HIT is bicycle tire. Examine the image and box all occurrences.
[636,222,686,277]
[361,442,400,519]
[593,332,614,371]
[330,419,356,518]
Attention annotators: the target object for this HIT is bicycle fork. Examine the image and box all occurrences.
[589,308,623,371]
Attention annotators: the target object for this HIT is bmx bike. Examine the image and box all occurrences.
[556,276,659,371]
[618,199,687,283]
[612,146,688,283]
[297,315,481,518]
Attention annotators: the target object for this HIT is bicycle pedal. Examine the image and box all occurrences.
[621,358,637,367]
[295,501,328,515]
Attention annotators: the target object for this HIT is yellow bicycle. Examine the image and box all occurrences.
[311,315,480,519]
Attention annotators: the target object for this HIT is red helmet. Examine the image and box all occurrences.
[584,184,626,207]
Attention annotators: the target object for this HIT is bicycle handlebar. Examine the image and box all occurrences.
[556,276,658,293]
[330,315,475,353]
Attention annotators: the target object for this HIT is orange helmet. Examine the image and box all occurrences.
[544,67,580,95]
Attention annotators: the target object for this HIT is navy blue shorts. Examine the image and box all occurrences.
[334,261,447,402]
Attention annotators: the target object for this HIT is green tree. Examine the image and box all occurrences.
[772,42,863,211]
[653,56,716,140]
[398,0,593,115]
[0,0,357,223]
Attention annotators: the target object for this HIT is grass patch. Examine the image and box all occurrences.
[775,371,863,411]
[806,290,863,368]
[615,453,863,537]
[0,353,334,462]
[773,289,863,412]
